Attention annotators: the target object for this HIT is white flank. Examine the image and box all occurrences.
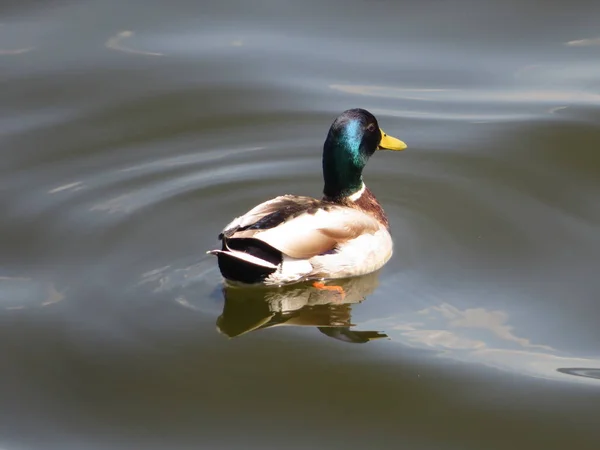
[280,256,313,276]
[310,225,393,279]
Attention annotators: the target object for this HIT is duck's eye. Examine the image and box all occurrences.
[367,123,376,132]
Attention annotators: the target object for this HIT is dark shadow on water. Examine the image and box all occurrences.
[216,272,387,343]
[557,368,600,381]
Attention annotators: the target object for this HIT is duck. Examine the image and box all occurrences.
[207,108,407,287]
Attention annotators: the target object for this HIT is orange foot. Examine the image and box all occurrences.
[312,281,346,301]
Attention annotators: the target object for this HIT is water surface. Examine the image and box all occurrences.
[2,0,600,449]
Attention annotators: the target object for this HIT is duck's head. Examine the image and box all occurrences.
[322,108,407,200]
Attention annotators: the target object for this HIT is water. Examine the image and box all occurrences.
[1,0,600,448]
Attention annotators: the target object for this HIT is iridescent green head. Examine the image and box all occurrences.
[322,108,407,199]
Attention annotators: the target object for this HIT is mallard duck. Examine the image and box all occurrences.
[208,108,407,286]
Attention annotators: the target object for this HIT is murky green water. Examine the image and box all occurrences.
[2,0,600,448]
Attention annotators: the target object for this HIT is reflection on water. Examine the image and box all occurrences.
[217,272,387,343]
[566,37,600,46]
[0,277,65,310]
[105,30,163,56]
[330,83,600,121]
[366,300,600,386]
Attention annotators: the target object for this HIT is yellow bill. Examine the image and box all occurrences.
[378,129,407,151]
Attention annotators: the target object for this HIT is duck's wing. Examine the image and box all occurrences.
[222,195,381,259]
[220,195,322,239]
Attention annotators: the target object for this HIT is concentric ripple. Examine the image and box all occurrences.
[1,24,599,388]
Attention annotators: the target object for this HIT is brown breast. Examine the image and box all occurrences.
[323,187,389,228]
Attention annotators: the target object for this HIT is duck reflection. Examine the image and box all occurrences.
[216,272,387,343]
